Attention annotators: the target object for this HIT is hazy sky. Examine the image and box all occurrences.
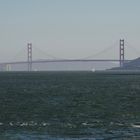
[0,0,140,62]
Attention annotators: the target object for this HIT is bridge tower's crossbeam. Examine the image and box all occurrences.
[120,39,125,67]
[27,43,32,71]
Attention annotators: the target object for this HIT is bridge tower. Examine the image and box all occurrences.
[27,43,32,71]
[120,39,125,67]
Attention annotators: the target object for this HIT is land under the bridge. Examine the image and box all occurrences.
[110,57,140,71]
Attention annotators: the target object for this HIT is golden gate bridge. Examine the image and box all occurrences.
[0,39,137,71]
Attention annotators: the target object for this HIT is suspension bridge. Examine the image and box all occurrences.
[0,39,138,71]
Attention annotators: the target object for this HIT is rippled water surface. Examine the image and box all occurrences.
[0,72,139,139]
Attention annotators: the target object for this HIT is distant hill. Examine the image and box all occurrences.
[111,57,140,70]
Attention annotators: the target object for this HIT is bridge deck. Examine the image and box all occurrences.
[0,59,131,65]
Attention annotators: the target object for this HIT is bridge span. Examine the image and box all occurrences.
[0,59,131,65]
[0,39,136,71]
[0,59,132,71]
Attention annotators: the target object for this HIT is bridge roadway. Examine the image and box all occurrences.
[0,59,131,65]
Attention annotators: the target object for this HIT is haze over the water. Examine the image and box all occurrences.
[0,0,140,62]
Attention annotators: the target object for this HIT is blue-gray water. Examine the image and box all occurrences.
[0,72,139,140]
